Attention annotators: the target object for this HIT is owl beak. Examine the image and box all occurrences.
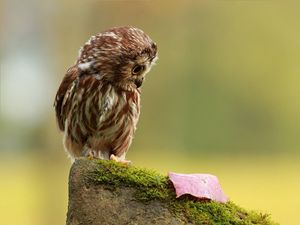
[134,77,144,88]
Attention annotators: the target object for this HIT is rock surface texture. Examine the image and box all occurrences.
[66,159,278,225]
[67,159,188,225]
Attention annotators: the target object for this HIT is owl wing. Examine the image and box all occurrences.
[54,66,78,131]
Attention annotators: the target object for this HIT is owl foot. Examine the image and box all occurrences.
[87,152,95,160]
[82,147,97,160]
[110,154,131,165]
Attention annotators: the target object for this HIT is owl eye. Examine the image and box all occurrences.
[132,65,144,75]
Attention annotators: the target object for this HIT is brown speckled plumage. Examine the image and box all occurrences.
[54,26,157,162]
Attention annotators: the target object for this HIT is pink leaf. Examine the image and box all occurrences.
[168,172,228,203]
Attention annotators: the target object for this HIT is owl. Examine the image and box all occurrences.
[54,26,158,163]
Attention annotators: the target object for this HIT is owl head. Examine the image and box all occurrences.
[77,26,158,91]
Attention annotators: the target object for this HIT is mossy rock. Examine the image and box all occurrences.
[66,158,278,225]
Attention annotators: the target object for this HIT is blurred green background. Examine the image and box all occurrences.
[1,1,300,224]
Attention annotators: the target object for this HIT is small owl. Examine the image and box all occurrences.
[54,26,158,163]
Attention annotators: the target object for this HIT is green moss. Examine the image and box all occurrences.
[89,159,278,225]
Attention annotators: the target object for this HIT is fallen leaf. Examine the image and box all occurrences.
[168,172,228,203]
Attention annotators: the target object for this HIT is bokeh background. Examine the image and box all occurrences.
[1,1,300,224]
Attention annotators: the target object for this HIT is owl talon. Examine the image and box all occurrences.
[82,147,97,160]
[110,154,131,165]
[87,154,94,160]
